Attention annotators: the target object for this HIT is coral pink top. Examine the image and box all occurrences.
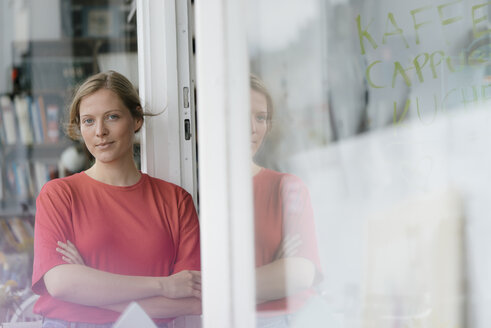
[32,172,200,324]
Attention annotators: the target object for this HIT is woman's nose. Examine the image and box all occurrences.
[251,116,257,134]
[95,121,108,137]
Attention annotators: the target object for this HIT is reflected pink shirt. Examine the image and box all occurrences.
[254,168,322,314]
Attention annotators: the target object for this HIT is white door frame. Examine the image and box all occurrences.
[137,0,256,326]
[136,0,197,201]
[195,0,256,327]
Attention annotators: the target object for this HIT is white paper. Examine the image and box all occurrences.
[113,302,157,328]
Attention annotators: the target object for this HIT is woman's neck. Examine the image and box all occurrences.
[251,162,263,176]
[85,159,141,186]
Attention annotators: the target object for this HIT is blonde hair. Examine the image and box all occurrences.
[66,70,144,140]
[250,73,274,130]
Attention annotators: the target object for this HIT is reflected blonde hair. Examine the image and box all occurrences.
[250,73,274,131]
[66,70,144,140]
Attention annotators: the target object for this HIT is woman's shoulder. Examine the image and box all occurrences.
[256,168,307,192]
[40,172,87,195]
[144,174,191,198]
[256,168,301,183]
[256,167,284,179]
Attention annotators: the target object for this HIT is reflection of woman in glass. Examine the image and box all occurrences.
[32,71,201,328]
[251,74,322,327]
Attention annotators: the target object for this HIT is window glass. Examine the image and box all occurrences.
[247,1,488,327]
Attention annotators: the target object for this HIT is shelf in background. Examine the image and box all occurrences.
[0,203,35,218]
[2,140,73,159]
[13,37,137,58]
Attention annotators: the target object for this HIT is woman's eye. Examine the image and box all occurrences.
[82,118,94,125]
[108,114,119,120]
[256,114,267,122]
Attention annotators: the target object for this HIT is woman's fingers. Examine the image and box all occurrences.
[67,240,76,249]
[58,241,76,259]
[282,236,302,257]
[57,241,76,255]
[190,270,202,284]
[56,240,85,265]
[62,256,73,264]
[66,240,85,264]
[56,246,75,262]
[282,234,302,250]
[162,270,203,299]
[274,234,303,259]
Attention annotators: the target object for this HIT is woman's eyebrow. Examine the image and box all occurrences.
[80,109,123,117]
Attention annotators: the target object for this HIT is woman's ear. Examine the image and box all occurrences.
[134,107,144,132]
[134,118,143,132]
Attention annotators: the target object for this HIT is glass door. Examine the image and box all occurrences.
[246,0,486,327]
[196,0,491,327]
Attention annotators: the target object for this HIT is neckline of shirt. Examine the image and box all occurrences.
[254,167,266,179]
[80,171,147,191]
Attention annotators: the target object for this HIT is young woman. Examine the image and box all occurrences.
[250,74,322,327]
[32,71,201,328]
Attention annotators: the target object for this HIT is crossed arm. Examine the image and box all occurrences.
[254,175,320,304]
[255,235,316,304]
[54,234,316,311]
[46,241,201,318]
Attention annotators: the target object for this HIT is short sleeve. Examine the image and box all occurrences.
[32,182,74,295]
[172,192,201,273]
[280,174,323,284]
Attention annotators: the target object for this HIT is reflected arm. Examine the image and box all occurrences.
[255,257,315,303]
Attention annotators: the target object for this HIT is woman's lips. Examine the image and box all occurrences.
[96,142,114,149]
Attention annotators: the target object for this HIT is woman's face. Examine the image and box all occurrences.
[250,89,269,157]
[79,89,142,165]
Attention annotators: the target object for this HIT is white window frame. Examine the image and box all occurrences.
[195,1,256,327]
[136,0,197,201]
[137,0,256,326]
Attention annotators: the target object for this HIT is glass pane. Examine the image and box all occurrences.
[0,0,137,322]
[247,0,487,327]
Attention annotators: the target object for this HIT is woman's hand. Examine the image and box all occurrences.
[56,240,86,265]
[160,270,201,299]
[273,234,302,260]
